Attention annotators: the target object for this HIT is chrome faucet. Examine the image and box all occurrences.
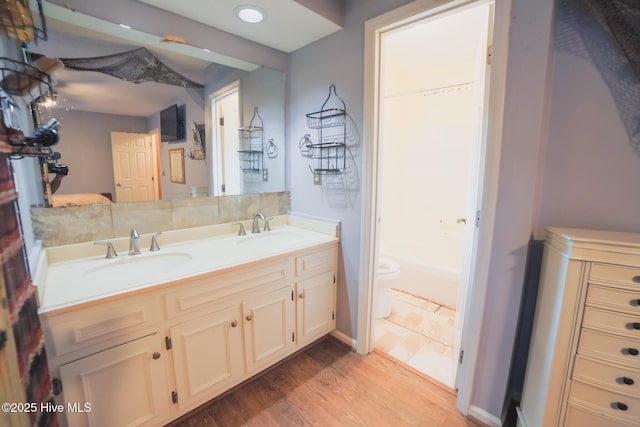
[252,213,265,234]
[129,228,141,255]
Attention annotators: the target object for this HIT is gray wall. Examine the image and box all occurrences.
[146,93,208,200]
[287,0,414,341]
[50,109,148,197]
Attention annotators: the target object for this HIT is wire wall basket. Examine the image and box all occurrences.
[302,84,346,175]
[238,107,264,173]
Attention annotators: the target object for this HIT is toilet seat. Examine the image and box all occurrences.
[378,257,400,278]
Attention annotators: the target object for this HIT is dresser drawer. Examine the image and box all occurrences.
[583,306,640,339]
[565,404,634,427]
[578,329,640,369]
[43,297,161,357]
[586,284,640,315]
[569,380,640,425]
[573,355,640,397]
[591,263,640,288]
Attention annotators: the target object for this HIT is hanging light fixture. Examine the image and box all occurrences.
[38,91,57,109]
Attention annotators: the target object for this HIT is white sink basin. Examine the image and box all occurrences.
[236,230,305,246]
[82,252,193,285]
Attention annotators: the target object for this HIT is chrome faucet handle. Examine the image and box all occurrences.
[150,232,162,251]
[94,241,118,259]
[232,222,246,236]
[263,217,273,232]
[129,228,141,255]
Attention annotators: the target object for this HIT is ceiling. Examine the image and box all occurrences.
[26,0,343,117]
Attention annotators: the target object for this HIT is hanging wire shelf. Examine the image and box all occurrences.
[238,107,264,173]
[302,84,347,175]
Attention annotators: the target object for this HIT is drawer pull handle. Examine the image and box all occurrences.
[246,315,253,321]
[626,348,639,356]
[633,276,640,284]
[632,299,640,307]
[632,322,640,330]
[620,377,635,386]
[614,402,629,411]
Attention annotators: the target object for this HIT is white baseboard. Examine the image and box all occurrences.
[468,405,501,427]
[330,330,356,351]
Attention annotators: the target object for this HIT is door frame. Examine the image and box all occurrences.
[207,80,241,196]
[358,0,511,415]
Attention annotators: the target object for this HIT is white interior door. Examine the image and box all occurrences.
[455,3,493,389]
[111,132,157,203]
[211,84,241,196]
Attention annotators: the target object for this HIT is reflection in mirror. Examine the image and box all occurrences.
[169,148,185,184]
[27,26,285,207]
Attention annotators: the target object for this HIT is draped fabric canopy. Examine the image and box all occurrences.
[59,47,204,89]
[558,0,640,155]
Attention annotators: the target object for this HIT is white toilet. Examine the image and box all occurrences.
[375,257,400,318]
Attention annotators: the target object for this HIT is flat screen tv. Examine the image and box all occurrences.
[160,104,186,142]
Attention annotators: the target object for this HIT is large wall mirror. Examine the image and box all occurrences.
[27,8,286,208]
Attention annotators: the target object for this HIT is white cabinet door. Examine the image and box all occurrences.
[242,285,295,374]
[169,305,243,410]
[59,334,169,427]
[297,270,336,347]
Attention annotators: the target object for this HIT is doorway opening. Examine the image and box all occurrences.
[209,81,241,196]
[372,2,494,390]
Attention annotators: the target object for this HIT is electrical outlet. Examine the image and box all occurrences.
[313,170,321,185]
[262,169,268,181]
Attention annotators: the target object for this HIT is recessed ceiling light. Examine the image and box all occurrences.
[119,23,131,29]
[237,6,264,23]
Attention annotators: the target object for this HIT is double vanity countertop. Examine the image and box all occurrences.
[34,215,340,316]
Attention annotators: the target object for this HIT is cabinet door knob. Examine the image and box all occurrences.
[620,377,635,386]
[614,402,629,411]
[153,352,161,360]
[231,320,238,327]
[298,293,305,299]
[626,348,639,356]
[246,315,253,321]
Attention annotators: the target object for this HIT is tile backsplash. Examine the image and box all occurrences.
[31,192,289,247]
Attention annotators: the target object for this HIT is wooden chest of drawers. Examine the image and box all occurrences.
[518,228,640,427]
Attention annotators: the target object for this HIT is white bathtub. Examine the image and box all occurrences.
[380,222,463,309]
[382,255,459,309]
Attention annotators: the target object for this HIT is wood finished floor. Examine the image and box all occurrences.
[171,338,481,427]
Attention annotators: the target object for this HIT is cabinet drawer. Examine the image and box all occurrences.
[165,260,293,318]
[590,263,640,288]
[578,329,640,369]
[565,404,633,427]
[583,306,640,339]
[586,284,640,315]
[569,380,640,425]
[296,245,337,277]
[573,355,640,397]
[44,297,161,357]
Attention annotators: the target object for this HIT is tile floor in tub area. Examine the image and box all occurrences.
[374,288,456,388]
